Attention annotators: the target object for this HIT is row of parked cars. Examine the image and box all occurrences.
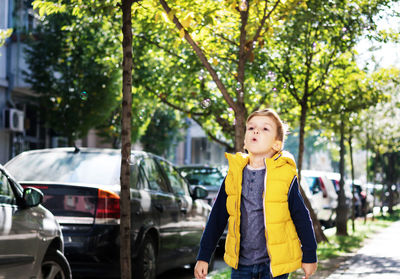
[0,147,375,278]
[1,148,212,279]
[300,170,374,228]
[180,166,374,229]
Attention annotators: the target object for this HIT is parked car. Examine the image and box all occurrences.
[178,165,227,205]
[178,165,228,249]
[5,148,211,279]
[345,180,374,217]
[0,164,71,278]
[326,172,352,217]
[301,170,338,228]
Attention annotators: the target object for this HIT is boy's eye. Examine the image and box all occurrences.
[263,127,269,131]
[248,127,254,130]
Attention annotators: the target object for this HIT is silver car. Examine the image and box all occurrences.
[0,164,71,279]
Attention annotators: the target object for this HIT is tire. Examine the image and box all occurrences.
[134,236,157,279]
[41,249,72,279]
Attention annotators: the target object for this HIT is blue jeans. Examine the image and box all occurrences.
[231,263,289,279]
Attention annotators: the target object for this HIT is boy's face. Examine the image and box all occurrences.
[244,115,282,157]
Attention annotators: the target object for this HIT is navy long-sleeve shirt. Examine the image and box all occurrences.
[197,175,317,264]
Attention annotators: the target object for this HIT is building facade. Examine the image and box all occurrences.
[0,0,226,167]
[0,0,45,164]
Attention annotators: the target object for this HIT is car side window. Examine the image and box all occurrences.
[140,158,169,193]
[0,171,16,205]
[306,177,321,194]
[136,165,150,190]
[158,160,188,196]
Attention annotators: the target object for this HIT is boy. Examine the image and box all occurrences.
[194,108,317,279]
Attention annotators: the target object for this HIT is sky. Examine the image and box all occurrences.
[356,3,400,71]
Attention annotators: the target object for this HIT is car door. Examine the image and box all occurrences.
[157,159,205,263]
[0,169,39,277]
[139,157,181,271]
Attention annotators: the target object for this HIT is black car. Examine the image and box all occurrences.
[179,165,226,205]
[178,165,228,249]
[0,164,71,278]
[5,148,211,279]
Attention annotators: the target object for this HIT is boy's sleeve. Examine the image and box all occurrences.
[288,176,318,263]
[196,178,229,263]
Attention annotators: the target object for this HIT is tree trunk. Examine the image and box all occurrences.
[371,149,378,220]
[387,150,395,214]
[336,116,348,235]
[297,106,328,243]
[367,131,375,221]
[348,133,356,233]
[234,104,247,152]
[120,0,133,278]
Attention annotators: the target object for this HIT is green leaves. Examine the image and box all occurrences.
[24,11,120,143]
[0,28,13,46]
[32,0,67,17]
[28,0,398,154]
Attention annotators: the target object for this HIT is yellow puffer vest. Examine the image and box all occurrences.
[223,151,302,277]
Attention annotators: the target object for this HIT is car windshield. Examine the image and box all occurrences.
[180,167,225,187]
[6,151,121,185]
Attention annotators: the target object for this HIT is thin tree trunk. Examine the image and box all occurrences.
[367,130,374,221]
[336,116,348,235]
[348,133,356,233]
[388,150,394,214]
[120,0,133,278]
[371,149,379,221]
[298,106,328,243]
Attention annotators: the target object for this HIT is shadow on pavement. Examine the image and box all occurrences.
[332,254,400,276]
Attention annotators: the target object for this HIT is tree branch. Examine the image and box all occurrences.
[158,0,237,113]
[143,84,206,117]
[268,55,301,104]
[252,0,281,44]
[191,117,233,151]
[137,33,185,60]
[216,33,239,47]
[214,113,235,136]
[310,48,338,96]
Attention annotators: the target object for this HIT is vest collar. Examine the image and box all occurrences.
[265,151,297,169]
[225,151,297,170]
[225,152,249,171]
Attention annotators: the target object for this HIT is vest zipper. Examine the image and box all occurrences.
[234,200,238,269]
[263,160,274,277]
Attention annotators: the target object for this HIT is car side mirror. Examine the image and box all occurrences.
[23,187,43,207]
[191,185,208,200]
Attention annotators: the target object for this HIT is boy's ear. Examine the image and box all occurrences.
[273,140,282,151]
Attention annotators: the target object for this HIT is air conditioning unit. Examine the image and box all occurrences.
[3,108,25,132]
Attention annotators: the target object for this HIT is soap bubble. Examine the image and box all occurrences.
[80,91,88,101]
[201,98,211,108]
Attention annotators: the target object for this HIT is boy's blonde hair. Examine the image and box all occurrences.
[246,108,287,148]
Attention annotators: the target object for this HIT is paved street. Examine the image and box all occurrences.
[157,221,400,279]
[157,250,228,279]
[326,220,400,279]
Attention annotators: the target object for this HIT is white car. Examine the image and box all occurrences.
[301,170,338,228]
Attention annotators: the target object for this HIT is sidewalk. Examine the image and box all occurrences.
[325,220,400,279]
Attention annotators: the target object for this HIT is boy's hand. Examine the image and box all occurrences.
[302,262,317,279]
[194,260,209,279]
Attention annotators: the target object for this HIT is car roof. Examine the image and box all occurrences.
[7,147,172,164]
[11,147,143,155]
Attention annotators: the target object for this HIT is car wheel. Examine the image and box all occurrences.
[41,250,72,279]
[135,236,156,279]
